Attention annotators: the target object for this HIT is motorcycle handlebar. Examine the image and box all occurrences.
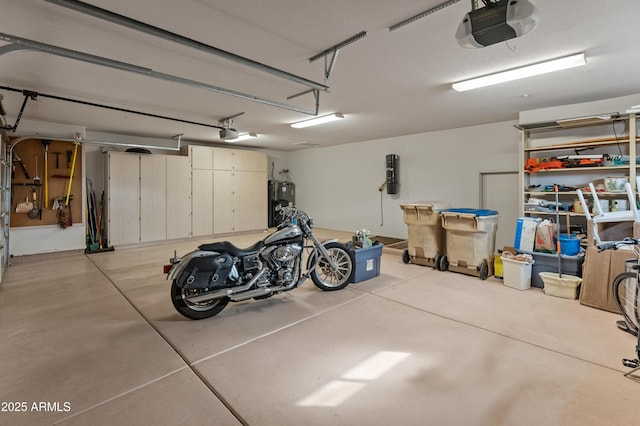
[277,205,311,225]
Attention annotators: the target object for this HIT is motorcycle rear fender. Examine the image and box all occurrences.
[167,250,220,282]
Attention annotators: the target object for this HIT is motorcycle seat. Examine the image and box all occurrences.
[198,240,264,257]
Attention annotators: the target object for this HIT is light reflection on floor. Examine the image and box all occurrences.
[296,351,411,407]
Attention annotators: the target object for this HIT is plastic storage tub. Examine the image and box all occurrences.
[400,201,451,269]
[501,257,533,290]
[558,235,581,256]
[518,250,583,288]
[539,272,582,299]
[351,244,383,283]
[440,208,499,280]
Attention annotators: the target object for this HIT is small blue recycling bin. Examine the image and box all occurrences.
[351,244,383,283]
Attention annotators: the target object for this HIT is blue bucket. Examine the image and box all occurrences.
[558,235,581,256]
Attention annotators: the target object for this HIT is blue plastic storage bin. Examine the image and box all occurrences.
[518,250,583,288]
[351,244,383,283]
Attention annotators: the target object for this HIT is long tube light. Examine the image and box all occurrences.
[227,132,258,142]
[452,53,587,92]
[291,113,344,128]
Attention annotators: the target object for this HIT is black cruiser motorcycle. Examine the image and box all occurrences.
[165,205,355,320]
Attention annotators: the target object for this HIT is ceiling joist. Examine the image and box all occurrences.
[44,0,329,93]
[0,33,318,116]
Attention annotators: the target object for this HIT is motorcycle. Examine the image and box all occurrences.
[164,205,355,320]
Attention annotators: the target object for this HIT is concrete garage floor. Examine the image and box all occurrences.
[1,228,639,425]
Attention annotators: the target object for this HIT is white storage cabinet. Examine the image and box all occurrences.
[188,145,267,236]
[106,152,191,245]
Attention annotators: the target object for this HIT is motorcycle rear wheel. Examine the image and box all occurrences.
[310,242,355,291]
[171,281,229,320]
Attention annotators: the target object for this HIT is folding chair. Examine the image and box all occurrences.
[577,181,640,246]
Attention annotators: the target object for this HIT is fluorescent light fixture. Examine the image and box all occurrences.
[291,113,344,128]
[227,132,258,142]
[452,53,587,92]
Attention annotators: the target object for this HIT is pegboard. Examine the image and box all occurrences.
[10,139,82,228]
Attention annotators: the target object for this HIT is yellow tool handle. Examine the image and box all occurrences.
[65,142,79,206]
[44,152,49,208]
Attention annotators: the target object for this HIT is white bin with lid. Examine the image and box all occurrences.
[501,256,534,290]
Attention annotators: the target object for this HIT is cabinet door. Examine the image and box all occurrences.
[140,155,167,243]
[213,170,236,233]
[235,150,267,172]
[108,153,140,245]
[192,169,213,236]
[213,148,235,170]
[190,145,213,170]
[235,171,268,231]
[166,156,191,239]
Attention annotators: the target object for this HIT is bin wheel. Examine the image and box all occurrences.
[438,255,449,272]
[479,261,489,280]
[402,249,411,264]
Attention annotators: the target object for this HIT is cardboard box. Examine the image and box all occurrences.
[579,245,636,313]
[586,219,638,247]
[514,217,540,252]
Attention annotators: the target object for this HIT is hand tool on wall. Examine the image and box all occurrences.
[42,140,51,208]
[66,150,72,168]
[67,195,73,227]
[28,187,39,219]
[13,150,30,180]
[53,151,61,169]
[65,142,79,207]
[33,155,40,185]
[53,196,67,228]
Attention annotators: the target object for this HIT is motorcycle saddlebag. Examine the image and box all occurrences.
[177,253,234,290]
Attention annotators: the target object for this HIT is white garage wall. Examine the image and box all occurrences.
[288,120,520,239]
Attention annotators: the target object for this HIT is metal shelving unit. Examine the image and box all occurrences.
[518,113,638,232]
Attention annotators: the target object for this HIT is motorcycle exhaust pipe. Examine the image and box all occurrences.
[229,287,273,302]
[230,277,299,302]
[185,268,267,304]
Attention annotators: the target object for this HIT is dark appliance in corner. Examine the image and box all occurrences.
[268,180,295,227]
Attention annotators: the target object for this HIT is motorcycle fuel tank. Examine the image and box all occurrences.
[264,225,302,245]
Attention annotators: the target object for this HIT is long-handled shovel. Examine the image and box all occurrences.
[555,184,562,278]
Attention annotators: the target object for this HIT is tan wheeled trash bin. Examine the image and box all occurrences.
[440,208,499,280]
[400,201,451,270]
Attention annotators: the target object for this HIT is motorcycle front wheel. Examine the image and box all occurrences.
[310,242,355,291]
[171,281,230,320]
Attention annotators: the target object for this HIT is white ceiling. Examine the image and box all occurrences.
[2,0,640,151]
